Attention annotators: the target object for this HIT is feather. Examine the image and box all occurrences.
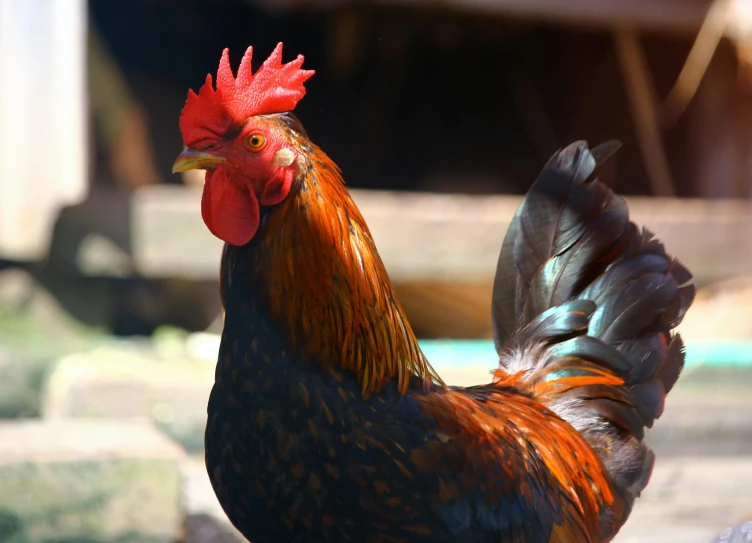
[654,335,686,394]
[587,273,678,345]
[523,206,628,325]
[491,203,524,351]
[589,140,622,165]
[493,141,634,354]
[545,336,631,375]
[615,333,669,385]
[578,254,670,304]
[508,300,595,348]
[493,141,598,351]
[574,399,645,441]
[630,381,666,427]
[491,140,695,539]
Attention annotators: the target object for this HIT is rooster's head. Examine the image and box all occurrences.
[173,43,314,246]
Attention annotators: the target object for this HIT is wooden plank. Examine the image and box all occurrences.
[131,185,752,285]
[289,0,752,38]
[375,0,752,38]
[613,25,677,196]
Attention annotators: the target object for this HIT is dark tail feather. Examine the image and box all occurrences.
[491,141,695,539]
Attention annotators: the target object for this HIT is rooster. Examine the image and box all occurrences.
[172,44,695,543]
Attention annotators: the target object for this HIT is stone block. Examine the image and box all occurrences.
[0,419,185,543]
[42,337,218,452]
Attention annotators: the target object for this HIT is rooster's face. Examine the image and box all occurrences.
[173,115,300,247]
[172,43,314,247]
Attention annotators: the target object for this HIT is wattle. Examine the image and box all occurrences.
[201,168,260,247]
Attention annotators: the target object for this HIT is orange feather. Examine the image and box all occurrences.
[410,382,615,542]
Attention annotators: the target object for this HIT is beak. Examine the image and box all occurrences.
[172,148,226,173]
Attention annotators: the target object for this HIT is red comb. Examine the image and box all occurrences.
[179,43,315,148]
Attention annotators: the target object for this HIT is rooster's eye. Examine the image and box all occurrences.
[247,134,266,150]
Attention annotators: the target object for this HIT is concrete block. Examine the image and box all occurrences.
[42,337,217,452]
[646,367,752,457]
[0,419,185,543]
[614,456,752,543]
[41,332,752,457]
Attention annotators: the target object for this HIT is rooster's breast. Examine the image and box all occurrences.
[204,333,451,543]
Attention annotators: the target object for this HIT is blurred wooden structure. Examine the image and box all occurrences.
[271,0,751,37]
[271,0,752,200]
[80,0,752,201]
[131,185,752,338]
[5,0,752,337]
[366,0,752,200]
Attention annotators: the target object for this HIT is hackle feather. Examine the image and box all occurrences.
[232,127,442,396]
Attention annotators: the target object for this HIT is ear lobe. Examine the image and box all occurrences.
[272,148,295,167]
[259,167,295,206]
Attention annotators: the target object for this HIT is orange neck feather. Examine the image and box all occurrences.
[248,141,441,396]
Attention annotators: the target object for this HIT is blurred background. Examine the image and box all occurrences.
[1,0,752,542]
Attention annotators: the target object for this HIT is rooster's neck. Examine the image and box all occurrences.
[220,142,439,396]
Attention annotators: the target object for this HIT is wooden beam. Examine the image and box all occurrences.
[613,26,677,196]
[375,0,752,37]
[132,185,752,286]
[659,0,732,125]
